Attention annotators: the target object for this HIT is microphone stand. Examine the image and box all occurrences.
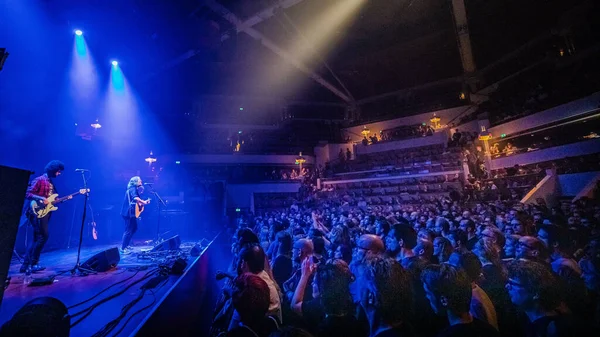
[147,185,167,245]
[62,170,96,276]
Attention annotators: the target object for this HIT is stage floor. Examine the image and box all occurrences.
[1,241,202,337]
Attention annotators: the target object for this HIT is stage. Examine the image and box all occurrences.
[0,237,218,337]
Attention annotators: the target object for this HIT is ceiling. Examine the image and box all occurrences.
[34,0,596,108]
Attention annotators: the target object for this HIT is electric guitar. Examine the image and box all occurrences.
[30,189,90,218]
[134,198,151,218]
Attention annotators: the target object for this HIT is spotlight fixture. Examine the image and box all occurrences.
[90,119,102,129]
[111,60,118,66]
[74,29,83,36]
[145,151,157,165]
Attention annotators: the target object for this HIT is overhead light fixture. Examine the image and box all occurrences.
[111,60,118,66]
[361,126,370,137]
[74,29,83,36]
[90,119,102,129]
[430,113,441,129]
[145,151,157,165]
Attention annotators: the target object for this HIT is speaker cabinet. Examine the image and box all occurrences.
[0,166,32,306]
[81,247,120,272]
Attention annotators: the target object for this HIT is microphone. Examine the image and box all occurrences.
[75,169,89,172]
[143,183,154,186]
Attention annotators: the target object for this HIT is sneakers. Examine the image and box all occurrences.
[119,248,132,255]
[31,264,46,272]
[19,265,31,274]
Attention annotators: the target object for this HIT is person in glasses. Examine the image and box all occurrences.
[506,259,591,337]
[515,236,548,265]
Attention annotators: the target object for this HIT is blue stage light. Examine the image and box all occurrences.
[111,60,118,66]
[75,29,83,36]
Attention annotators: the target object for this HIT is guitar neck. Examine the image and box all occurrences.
[54,191,83,204]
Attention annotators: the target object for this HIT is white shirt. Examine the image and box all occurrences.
[257,270,282,321]
[471,284,498,330]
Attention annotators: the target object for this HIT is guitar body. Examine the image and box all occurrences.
[29,189,89,219]
[134,198,150,218]
[135,203,144,218]
[30,194,59,218]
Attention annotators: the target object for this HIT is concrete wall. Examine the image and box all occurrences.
[488,91,600,137]
[574,172,600,201]
[314,143,354,167]
[558,171,600,197]
[161,154,315,165]
[490,138,600,170]
[343,105,475,141]
[521,170,559,206]
[356,129,449,155]
[225,182,301,211]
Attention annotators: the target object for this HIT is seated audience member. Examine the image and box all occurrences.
[359,256,415,337]
[411,239,434,266]
[480,226,506,255]
[432,236,454,264]
[421,264,500,337]
[385,224,418,265]
[504,235,521,260]
[236,245,282,324]
[333,244,353,265]
[227,273,280,337]
[272,232,294,290]
[353,234,386,265]
[434,217,451,237]
[284,239,314,301]
[459,219,478,251]
[446,230,468,253]
[506,259,592,337]
[448,252,499,330]
[536,225,581,275]
[515,236,548,265]
[291,259,362,337]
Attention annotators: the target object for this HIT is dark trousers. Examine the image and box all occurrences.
[23,214,50,266]
[121,216,138,249]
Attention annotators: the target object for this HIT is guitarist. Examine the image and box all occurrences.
[120,176,149,255]
[20,160,67,273]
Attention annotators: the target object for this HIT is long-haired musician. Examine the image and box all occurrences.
[21,160,65,273]
[120,176,149,255]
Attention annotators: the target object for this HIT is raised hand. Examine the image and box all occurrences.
[301,256,316,277]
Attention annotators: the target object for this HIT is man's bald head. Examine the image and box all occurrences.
[358,234,385,254]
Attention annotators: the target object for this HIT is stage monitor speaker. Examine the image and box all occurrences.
[0,165,33,307]
[151,235,181,252]
[81,247,120,272]
[190,244,203,257]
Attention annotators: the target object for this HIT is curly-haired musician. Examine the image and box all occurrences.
[20,160,66,273]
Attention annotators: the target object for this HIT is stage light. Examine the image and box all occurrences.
[239,107,244,111]
[75,29,83,36]
[111,60,118,66]
[91,119,102,129]
[145,151,157,165]
[175,161,181,164]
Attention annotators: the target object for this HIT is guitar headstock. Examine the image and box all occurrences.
[79,188,90,194]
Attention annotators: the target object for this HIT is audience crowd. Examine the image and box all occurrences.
[211,184,600,337]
